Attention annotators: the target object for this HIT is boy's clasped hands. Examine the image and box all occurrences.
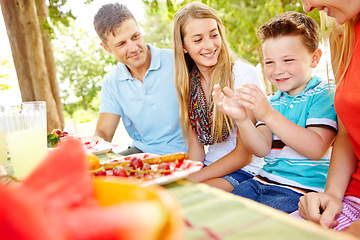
[213,83,274,158]
[213,84,272,124]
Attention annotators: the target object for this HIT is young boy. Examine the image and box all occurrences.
[212,11,337,213]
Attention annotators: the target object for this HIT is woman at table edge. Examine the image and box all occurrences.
[298,0,360,237]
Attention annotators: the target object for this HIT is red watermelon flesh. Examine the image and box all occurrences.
[0,137,169,240]
[0,186,64,240]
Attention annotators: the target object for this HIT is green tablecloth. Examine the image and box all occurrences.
[164,180,355,240]
[2,151,356,240]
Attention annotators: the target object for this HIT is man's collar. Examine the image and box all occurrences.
[147,44,160,71]
[117,44,160,81]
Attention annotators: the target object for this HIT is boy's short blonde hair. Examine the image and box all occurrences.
[257,11,319,53]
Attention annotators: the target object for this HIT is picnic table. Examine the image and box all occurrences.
[0,150,357,240]
[96,151,355,240]
[165,179,354,240]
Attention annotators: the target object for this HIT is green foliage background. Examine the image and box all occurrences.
[51,0,320,123]
[0,57,13,91]
[53,20,117,122]
[142,0,320,65]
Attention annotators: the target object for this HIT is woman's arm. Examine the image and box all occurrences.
[186,127,206,182]
[324,119,357,201]
[298,119,358,228]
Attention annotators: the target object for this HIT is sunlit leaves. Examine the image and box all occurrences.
[53,19,117,116]
[142,0,320,65]
[0,56,14,91]
[142,2,173,48]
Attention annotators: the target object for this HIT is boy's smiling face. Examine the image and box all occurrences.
[262,35,321,97]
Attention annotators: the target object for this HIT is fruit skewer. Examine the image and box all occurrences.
[100,153,189,170]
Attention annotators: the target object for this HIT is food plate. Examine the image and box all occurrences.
[48,135,117,155]
[141,160,203,186]
[96,153,203,186]
[79,136,117,155]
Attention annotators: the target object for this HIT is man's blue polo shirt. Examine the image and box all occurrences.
[99,44,186,154]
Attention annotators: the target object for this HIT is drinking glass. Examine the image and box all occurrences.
[3,101,47,179]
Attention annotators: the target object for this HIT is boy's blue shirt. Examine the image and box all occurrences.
[256,76,337,192]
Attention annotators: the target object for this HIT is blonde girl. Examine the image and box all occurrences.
[173,2,264,191]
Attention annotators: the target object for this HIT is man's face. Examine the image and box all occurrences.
[101,19,148,71]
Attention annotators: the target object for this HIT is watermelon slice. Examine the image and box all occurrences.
[0,186,64,240]
[0,137,182,240]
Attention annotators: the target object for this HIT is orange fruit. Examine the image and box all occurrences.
[93,177,184,240]
[87,152,101,170]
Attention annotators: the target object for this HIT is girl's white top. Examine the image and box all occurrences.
[205,61,265,175]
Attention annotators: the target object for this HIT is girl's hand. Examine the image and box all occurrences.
[212,84,248,122]
[236,84,273,122]
[298,192,342,229]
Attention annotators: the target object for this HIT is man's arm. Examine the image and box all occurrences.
[93,113,121,142]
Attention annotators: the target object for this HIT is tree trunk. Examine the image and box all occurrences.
[36,0,65,130]
[0,0,64,133]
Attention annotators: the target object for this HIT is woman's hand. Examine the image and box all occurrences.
[298,192,342,229]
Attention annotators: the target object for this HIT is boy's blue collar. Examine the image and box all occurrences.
[272,76,321,99]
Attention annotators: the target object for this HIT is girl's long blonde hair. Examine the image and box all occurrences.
[324,13,360,84]
[172,2,237,142]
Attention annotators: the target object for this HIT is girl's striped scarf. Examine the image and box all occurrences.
[188,67,229,145]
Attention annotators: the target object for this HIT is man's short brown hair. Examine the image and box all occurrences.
[94,3,136,43]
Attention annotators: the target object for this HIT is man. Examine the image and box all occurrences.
[93,3,186,155]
